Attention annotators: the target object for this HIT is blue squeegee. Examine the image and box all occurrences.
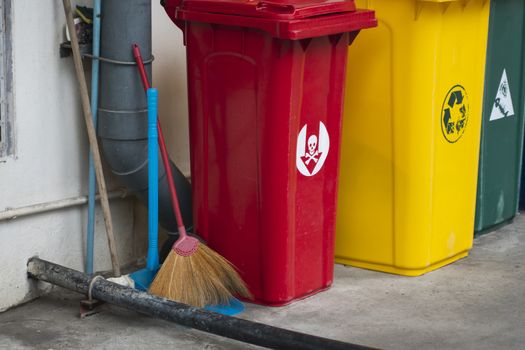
[129,88,160,289]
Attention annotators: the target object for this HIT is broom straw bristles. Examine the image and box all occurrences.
[149,244,252,308]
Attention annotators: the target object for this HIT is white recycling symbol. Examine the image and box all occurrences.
[490,69,515,121]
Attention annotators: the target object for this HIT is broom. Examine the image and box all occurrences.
[132,44,251,307]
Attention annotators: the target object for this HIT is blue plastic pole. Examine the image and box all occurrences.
[86,0,101,275]
[147,88,159,271]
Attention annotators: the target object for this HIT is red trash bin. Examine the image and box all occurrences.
[163,0,376,306]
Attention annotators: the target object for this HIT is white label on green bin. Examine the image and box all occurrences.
[490,69,515,121]
[296,121,330,177]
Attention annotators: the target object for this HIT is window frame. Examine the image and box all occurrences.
[0,0,14,159]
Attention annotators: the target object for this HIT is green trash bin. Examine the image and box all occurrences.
[475,0,525,234]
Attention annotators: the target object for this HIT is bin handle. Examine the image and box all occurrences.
[161,0,185,32]
[255,2,296,16]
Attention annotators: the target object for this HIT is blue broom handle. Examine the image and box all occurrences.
[147,88,159,270]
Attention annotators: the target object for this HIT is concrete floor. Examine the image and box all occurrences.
[1,216,524,350]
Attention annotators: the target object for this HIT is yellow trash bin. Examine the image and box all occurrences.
[336,0,490,276]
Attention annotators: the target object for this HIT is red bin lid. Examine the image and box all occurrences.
[163,0,377,39]
[180,0,357,20]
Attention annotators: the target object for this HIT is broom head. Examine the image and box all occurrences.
[149,238,252,308]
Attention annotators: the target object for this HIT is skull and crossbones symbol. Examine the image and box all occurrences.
[304,135,319,165]
[297,122,330,176]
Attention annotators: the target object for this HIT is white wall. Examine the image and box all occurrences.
[152,0,190,176]
[0,0,137,311]
[0,0,190,312]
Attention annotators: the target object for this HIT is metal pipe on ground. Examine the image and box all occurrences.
[27,258,375,350]
[98,0,192,234]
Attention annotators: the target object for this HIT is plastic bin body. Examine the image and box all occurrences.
[476,0,525,234]
[166,1,376,305]
[336,0,490,276]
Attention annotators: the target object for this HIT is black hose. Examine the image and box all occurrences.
[27,258,377,350]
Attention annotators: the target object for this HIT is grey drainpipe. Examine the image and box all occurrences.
[98,0,192,233]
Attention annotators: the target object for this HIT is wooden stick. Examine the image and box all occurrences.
[62,0,121,277]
